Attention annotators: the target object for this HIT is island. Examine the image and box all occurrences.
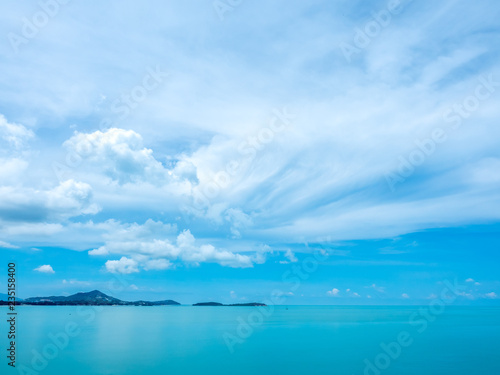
[0,290,180,306]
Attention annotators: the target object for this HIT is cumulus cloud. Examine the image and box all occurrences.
[34,265,55,274]
[327,288,340,296]
[63,128,170,185]
[47,180,100,216]
[105,257,139,274]
[143,259,173,271]
[485,292,498,299]
[0,179,99,223]
[0,114,34,151]
[90,222,256,271]
[402,293,410,299]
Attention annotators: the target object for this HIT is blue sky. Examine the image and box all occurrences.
[0,0,499,304]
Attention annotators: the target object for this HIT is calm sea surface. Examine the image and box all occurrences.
[2,306,499,374]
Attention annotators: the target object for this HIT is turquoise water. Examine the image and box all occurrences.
[2,306,499,374]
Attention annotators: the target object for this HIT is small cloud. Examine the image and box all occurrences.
[130,284,139,290]
[34,265,55,274]
[367,295,372,299]
[475,282,481,286]
[345,289,360,297]
[280,249,298,264]
[30,247,42,252]
[230,290,237,299]
[327,288,340,297]
[465,278,475,283]
[427,293,438,299]
[143,259,172,271]
[105,257,139,274]
[485,292,498,299]
[366,284,386,293]
[457,291,475,300]
[62,279,67,284]
[402,293,410,299]
[284,249,298,263]
[0,241,19,249]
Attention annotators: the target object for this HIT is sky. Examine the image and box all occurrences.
[0,0,499,304]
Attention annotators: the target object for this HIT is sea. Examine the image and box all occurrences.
[2,305,499,375]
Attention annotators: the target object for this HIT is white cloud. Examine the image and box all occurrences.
[465,278,475,282]
[366,284,386,293]
[0,179,100,223]
[63,128,170,185]
[327,288,340,297]
[0,114,34,151]
[485,292,498,299]
[92,224,255,270]
[224,208,253,238]
[34,265,55,274]
[0,241,18,249]
[402,293,410,299]
[345,288,360,297]
[285,249,298,263]
[143,259,172,271]
[105,257,139,274]
[46,179,100,216]
[0,158,29,185]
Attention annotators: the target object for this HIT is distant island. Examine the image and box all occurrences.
[0,290,266,307]
[0,293,23,302]
[193,302,266,306]
[0,290,180,306]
